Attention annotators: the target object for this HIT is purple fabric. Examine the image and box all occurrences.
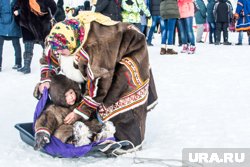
[33,88,115,158]
[33,88,49,129]
[44,136,115,158]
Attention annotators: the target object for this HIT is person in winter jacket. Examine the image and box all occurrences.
[194,0,207,43]
[95,0,122,21]
[160,0,180,55]
[235,11,250,45]
[13,0,57,74]
[35,12,158,149]
[213,0,233,45]
[234,0,250,45]
[121,0,151,29]
[178,0,196,54]
[207,0,216,44]
[140,0,150,36]
[0,0,22,72]
[146,0,167,49]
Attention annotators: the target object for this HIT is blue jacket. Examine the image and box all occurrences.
[235,0,250,31]
[206,0,216,23]
[194,0,207,24]
[0,0,21,37]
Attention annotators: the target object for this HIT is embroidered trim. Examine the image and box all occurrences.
[73,108,90,120]
[77,49,94,80]
[76,49,101,98]
[98,57,149,121]
[99,79,149,121]
[83,96,101,109]
[120,57,143,86]
[87,77,100,98]
[35,128,51,136]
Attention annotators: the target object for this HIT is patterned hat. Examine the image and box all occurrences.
[46,19,85,54]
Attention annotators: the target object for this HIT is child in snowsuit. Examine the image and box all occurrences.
[34,74,103,150]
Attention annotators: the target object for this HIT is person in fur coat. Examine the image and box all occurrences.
[13,0,57,74]
[34,74,104,150]
[36,12,158,150]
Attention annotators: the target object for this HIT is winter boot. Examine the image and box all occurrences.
[180,44,188,53]
[160,48,166,55]
[214,41,220,45]
[188,45,196,54]
[166,49,178,55]
[34,131,50,150]
[12,64,22,69]
[223,41,232,45]
[17,59,31,74]
[18,42,34,74]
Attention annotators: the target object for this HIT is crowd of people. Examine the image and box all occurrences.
[0,0,250,73]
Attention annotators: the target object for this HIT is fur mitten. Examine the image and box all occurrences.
[33,83,42,100]
[34,131,50,150]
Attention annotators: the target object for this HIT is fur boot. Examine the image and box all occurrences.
[34,131,50,150]
[73,121,93,147]
[95,121,116,141]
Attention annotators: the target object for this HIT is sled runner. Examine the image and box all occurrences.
[15,122,132,158]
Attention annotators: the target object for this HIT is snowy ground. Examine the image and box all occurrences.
[0,32,250,167]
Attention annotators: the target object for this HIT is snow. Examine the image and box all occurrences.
[1,32,250,166]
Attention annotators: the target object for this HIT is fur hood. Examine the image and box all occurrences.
[49,74,81,107]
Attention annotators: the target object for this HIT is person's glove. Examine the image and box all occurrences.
[126,0,134,5]
[34,131,50,150]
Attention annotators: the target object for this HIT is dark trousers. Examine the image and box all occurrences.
[174,19,182,46]
[215,22,229,43]
[22,41,44,68]
[0,36,21,67]
[208,22,216,43]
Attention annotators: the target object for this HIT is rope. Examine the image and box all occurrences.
[98,140,203,167]
[133,157,203,167]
